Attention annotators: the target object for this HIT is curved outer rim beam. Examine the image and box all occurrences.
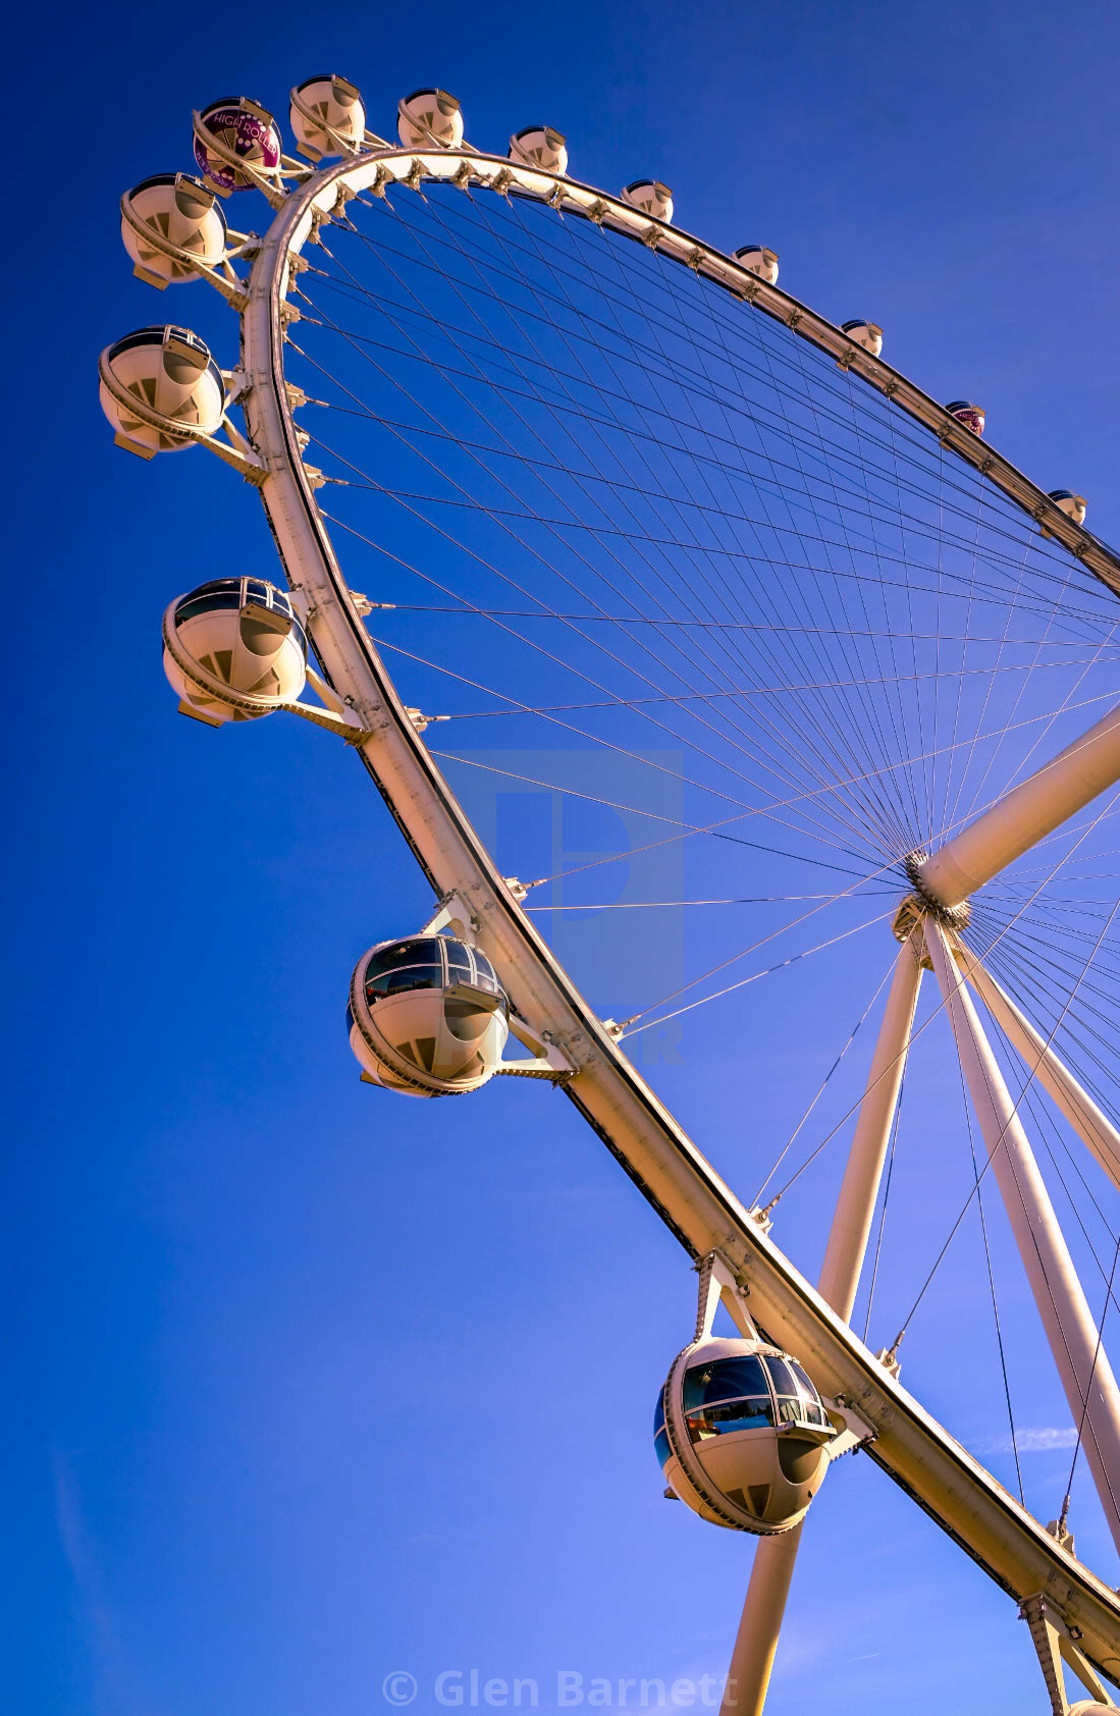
[252,142,1120,595]
[237,147,1120,1683]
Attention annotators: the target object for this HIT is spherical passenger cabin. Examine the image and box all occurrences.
[508,126,568,175]
[734,245,779,284]
[121,174,227,287]
[655,1336,834,1534]
[946,399,985,436]
[841,318,883,357]
[163,577,308,725]
[348,936,509,1097]
[194,97,282,193]
[397,88,464,150]
[622,179,674,224]
[1049,488,1088,526]
[100,325,225,457]
[290,74,366,159]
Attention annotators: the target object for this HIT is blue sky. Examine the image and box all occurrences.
[8,2,1120,1713]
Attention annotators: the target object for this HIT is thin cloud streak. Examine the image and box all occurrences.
[985,1427,1079,1453]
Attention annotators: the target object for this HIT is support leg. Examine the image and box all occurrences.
[719,1526,802,1716]
[718,931,924,1714]
[928,921,1120,1553]
[957,948,1120,1194]
[819,929,924,1320]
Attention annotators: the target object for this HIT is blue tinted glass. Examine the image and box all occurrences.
[653,1392,666,1437]
[682,1356,769,1412]
[178,577,241,602]
[687,1397,773,1440]
[765,1357,800,1399]
[176,590,241,624]
[365,939,443,984]
[445,939,473,982]
[654,1427,672,1471]
[789,1362,822,1405]
[369,966,441,998]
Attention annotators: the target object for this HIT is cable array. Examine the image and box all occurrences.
[288,175,1120,1516]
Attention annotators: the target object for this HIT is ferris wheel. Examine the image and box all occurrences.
[100,76,1120,1716]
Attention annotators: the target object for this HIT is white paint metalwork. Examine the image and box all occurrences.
[721,1529,803,1716]
[228,138,1120,1687]
[917,703,1120,908]
[928,922,1120,1554]
[818,929,925,1322]
[959,949,1120,1196]
[104,122,1120,1705]
[725,927,924,1716]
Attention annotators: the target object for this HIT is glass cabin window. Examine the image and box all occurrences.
[789,1362,824,1407]
[176,590,241,625]
[687,1396,774,1441]
[764,1357,800,1398]
[682,1356,769,1414]
[653,1393,672,1470]
[786,1366,829,1427]
[445,940,473,984]
[472,952,500,993]
[766,1357,825,1427]
[181,577,241,598]
[368,967,442,999]
[365,939,443,980]
[365,938,443,998]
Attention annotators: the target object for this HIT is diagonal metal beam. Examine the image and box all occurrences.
[957,947,1120,1194]
[928,921,1120,1553]
[917,704,1120,908]
[819,930,925,1320]
[720,930,924,1716]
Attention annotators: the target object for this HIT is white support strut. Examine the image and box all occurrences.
[958,948,1120,1196]
[928,921,1120,1553]
[720,929,924,1716]
[918,704,1120,908]
[818,929,925,1322]
[721,1528,803,1716]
